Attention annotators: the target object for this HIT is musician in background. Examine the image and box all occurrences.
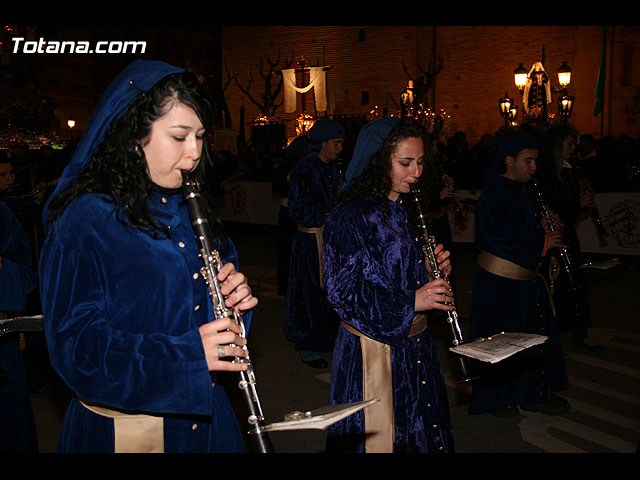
[273,134,311,296]
[0,152,51,395]
[469,131,570,418]
[0,200,38,452]
[0,156,16,193]
[285,118,344,369]
[39,60,258,453]
[537,125,603,351]
[322,117,455,453]
[415,131,458,295]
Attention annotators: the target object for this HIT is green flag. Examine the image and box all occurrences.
[593,27,607,116]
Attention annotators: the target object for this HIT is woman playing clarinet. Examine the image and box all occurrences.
[322,117,455,453]
[39,60,257,453]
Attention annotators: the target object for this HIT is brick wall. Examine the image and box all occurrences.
[222,25,640,146]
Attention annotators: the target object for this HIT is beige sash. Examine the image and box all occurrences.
[342,314,427,453]
[297,225,325,288]
[477,250,556,316]
[477,250,538,280]
[79,398,164,453]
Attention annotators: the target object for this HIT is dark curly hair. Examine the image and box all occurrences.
[46,71,227,251]
[333,117,430,208]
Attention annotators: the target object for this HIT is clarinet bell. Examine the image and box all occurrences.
[455,355,479,383]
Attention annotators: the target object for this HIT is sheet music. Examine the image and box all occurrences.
[263,399,377,432]
[450,332,548,364]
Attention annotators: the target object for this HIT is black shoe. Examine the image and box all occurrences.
[302,358,329,369]
[488,405,519,418]
[520,394,570,415]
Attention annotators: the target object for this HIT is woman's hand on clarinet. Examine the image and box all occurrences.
[217,262,259,313]
[199,317,249,372]
[415,278,455,312]
[425,243,453,277]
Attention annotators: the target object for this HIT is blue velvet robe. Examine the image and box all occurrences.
[323,195,454,453]
[284,152,340,352]
[39,191,250,453]
[469,176,568,414]
[0,200,38,452]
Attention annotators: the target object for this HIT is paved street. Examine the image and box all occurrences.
[29,223,640,454]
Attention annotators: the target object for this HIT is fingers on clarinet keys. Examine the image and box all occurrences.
[218,345,227,359]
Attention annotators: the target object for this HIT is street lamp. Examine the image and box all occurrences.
[558,94,574,123]
[499,93,515,127]
[513,63,528,94]
[67,117,75,140]
[557,61,572,89]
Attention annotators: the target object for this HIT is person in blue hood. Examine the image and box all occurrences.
[39,60,258,453]
[284,117,345,369]
[322,117,455,453]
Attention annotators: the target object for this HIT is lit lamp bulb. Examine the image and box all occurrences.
[499,93,513,117]
[513,63,528,93]
[557,61,572,88]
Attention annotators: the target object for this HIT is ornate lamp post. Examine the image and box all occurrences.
[556,60,574,123]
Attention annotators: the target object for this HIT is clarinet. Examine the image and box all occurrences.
[181,171,274,453]
[571,157,609,239]
[409,184,477,383]
[530,176,576,289]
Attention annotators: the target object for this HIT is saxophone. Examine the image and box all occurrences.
[181,170,274,453]
[409,184,477,383]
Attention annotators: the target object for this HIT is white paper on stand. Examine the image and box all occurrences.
[450,332,548,364]
[263,399,378,432]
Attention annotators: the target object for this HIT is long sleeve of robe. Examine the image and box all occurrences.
[322,195,454,453]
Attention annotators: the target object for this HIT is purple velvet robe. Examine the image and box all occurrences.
[322,195,454,453]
